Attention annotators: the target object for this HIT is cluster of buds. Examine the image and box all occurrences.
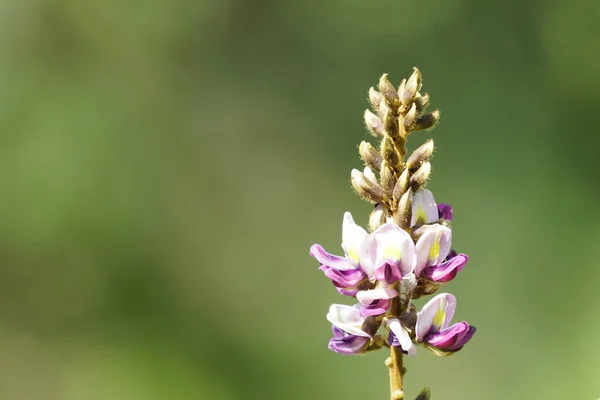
[310,69,475,368]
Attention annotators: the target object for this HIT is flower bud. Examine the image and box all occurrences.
[359,141,382,171]
[415,387,431,400]
[377,98,388,119]
[381,136,400,170]
[378,73,399,105]
[351,168,384,203]
[397,79,406,100]
[410,161,432,189]
[406,139,435,170]
[369,204,386,231]
[414,92,430,113]
[402,103,418,132]
[368,87,383,110]
[402,67,422,107]
[414,110,440,131]
[364,109,384,137]
[380,163,395,194]
[393,168,410,200]
[395,187,413,229]
[383,106,399,137]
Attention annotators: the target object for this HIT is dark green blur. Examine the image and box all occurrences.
[1,0,598,399]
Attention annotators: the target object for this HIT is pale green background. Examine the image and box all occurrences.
[1,0,599,399]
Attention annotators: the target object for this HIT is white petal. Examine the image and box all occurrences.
[387,319,417,357]
[356,287,398,305]
[415,293,456,341]
[414,224,452,276]
[342,212,376,276]
[326,304,370,337]
[372,222,417,276]
[411,189,438,227]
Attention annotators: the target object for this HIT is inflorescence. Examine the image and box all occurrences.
[310,68,476,399]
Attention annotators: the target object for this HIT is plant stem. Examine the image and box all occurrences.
[388,345,405,399]
[387,295,405,399]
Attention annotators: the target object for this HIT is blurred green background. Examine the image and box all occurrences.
[1,0,599,399]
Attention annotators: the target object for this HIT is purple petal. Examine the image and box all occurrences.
[445,249,457,261]
[421,254,468,283]
[310,244,355,271]
[426,321,476,351]
[319,265,366,287]
[360,299,390,316]
[328,326,370,355]
[437,204,453,221]
[374,262,403,284]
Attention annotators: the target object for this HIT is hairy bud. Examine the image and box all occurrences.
[364,109,385,137]
[414,92,430,113]
[380,162,396,194]
[393,168,410,200]
[378,73,399,105]
[401,67,422,107]
[369,87,383,111]
[351,168,384,203]
[395,187,413,229]
[410,161,432,188]
[414,110,440,131]
[383,106,399,137]
[406,139,435,170]
[402,103,418,132]
[359,141,382,171]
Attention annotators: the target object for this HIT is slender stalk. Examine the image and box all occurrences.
[388,344,405,399]
[387,295,405,399]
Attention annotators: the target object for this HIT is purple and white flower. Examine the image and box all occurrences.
[415,293,475,353]
[386,318,417,356]
[311,212,416,298]
[326,304,372,355]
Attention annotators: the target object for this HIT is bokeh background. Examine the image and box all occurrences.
[1,0,599,399]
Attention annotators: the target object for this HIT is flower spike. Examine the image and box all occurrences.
[310,68,476,398]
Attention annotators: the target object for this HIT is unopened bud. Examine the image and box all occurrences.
[414,110,440,131]
[380,163,395,194]
[378,73,399,105]
[397,79,406,100]
[381,137,400,171]
[359,141,382,171]
[414,92,430,113]
[363,166,377,184]
[369,204,386,231]
[410,161,432,188]
[364,109,385,137]
[393,168,410,200]
[402,103,418,132]
[368,87,383,111]
[395,187,413,229]
[415,387,431,400]
[351,168,384,203]
[402,67,422,106]
[383,106,399,137]
[406,139,435,170]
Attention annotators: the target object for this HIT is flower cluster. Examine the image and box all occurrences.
[312,190,474,356]
[310,69,476,363]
